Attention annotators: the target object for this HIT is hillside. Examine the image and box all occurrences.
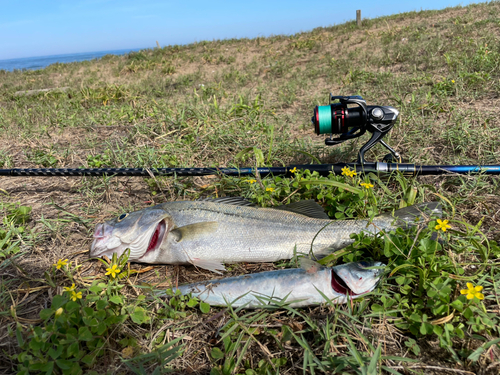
[1,2,500,374]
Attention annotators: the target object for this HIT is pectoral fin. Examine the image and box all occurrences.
[299,258,325,274]
[171,221,219,242]
[189,258,226,274]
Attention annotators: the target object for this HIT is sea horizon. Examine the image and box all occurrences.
[0,48,148,72]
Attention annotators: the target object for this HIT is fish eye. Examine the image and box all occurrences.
[117,213,129,222]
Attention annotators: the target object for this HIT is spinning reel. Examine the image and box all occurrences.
[311,95,401,164]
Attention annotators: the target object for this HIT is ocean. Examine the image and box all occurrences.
[0,48,145,72]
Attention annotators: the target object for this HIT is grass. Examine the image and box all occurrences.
[1,1,500,374]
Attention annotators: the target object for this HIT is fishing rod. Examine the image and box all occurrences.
[2,95,499,177]
[1,163,499,177]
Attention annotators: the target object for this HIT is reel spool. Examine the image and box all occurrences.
[312,95,401,164]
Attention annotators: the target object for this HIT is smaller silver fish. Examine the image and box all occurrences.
[164,259,385,308]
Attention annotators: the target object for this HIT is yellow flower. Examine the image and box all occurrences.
[451,80,455,83]
[55,307,64,317]
[341,166,357,177]
[55,259,69,270]
[360,182,374,189]
[266,187,274,192]
[70,291,82,302]
[246,179,256,184]
[106,264,121,278]
[290,167,298,174]
[64,283,76,292]
[460,283,484,300]
[435,219,451,232]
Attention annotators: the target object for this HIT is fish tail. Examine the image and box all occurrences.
[382,202,442,227]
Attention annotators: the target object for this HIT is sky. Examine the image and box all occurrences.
[0,0,481,60]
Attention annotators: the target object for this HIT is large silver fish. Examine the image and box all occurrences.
[90,198,440,273]
[167,259,385,308]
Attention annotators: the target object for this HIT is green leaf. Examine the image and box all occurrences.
[51,295,66,310]
[130,306,150,324]
[395,276,406,285]
[95,321,108,335]
[211,347,225,360]
[96,299,108,310]
[78,327,94,341]
[67,342,80,358]
[48,345,63,360]
[81,354,95,365]
[55,359,73,370]
[200,302,210,314]
[89,283,105,294]
[467,347,484,361]
[464,307,473,320]
[109,295,123,305]
[433,325,443,335]
[409,313,422,322]
[186,298,198,308]
[29,338,43,351]
[65,301,79,313]
[69,362,82,375]
[420,322,434,335]
[367,344,381,375]
[450,299,464,311]
[16,326,24,346]
[468,338,500,361]
[40,308,53,320]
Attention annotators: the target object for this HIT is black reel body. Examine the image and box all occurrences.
[312,95,401,164]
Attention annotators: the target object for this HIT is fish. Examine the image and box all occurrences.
[164,259,386,308]
[90,197,440,273]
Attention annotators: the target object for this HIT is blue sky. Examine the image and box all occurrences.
[0,0,480,60]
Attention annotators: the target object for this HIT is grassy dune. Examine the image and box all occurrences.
[1,2,500,374]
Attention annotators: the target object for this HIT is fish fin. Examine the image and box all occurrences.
[382,202,442,227]
[272,200,330,219]
[200,197,330,219]
[200,196,255,206]
[189,258,226,274]
[171,221,219,242]
[299,258,325,273]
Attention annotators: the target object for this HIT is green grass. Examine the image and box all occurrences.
[1,1,500,374]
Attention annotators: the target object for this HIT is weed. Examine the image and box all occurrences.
[26,148,59,167]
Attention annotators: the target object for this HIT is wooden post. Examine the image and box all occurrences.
[156,40,161,49]
[356,10,361,27]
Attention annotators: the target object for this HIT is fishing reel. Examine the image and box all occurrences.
[312,95,401,164]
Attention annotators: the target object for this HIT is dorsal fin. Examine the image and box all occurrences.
[273,200,330,219]
[299,258,325,274]
[201,197,329,219]
[200,197,255,206]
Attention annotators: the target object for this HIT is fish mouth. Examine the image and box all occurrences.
[140,219,166,258]
[331,270,360,296]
